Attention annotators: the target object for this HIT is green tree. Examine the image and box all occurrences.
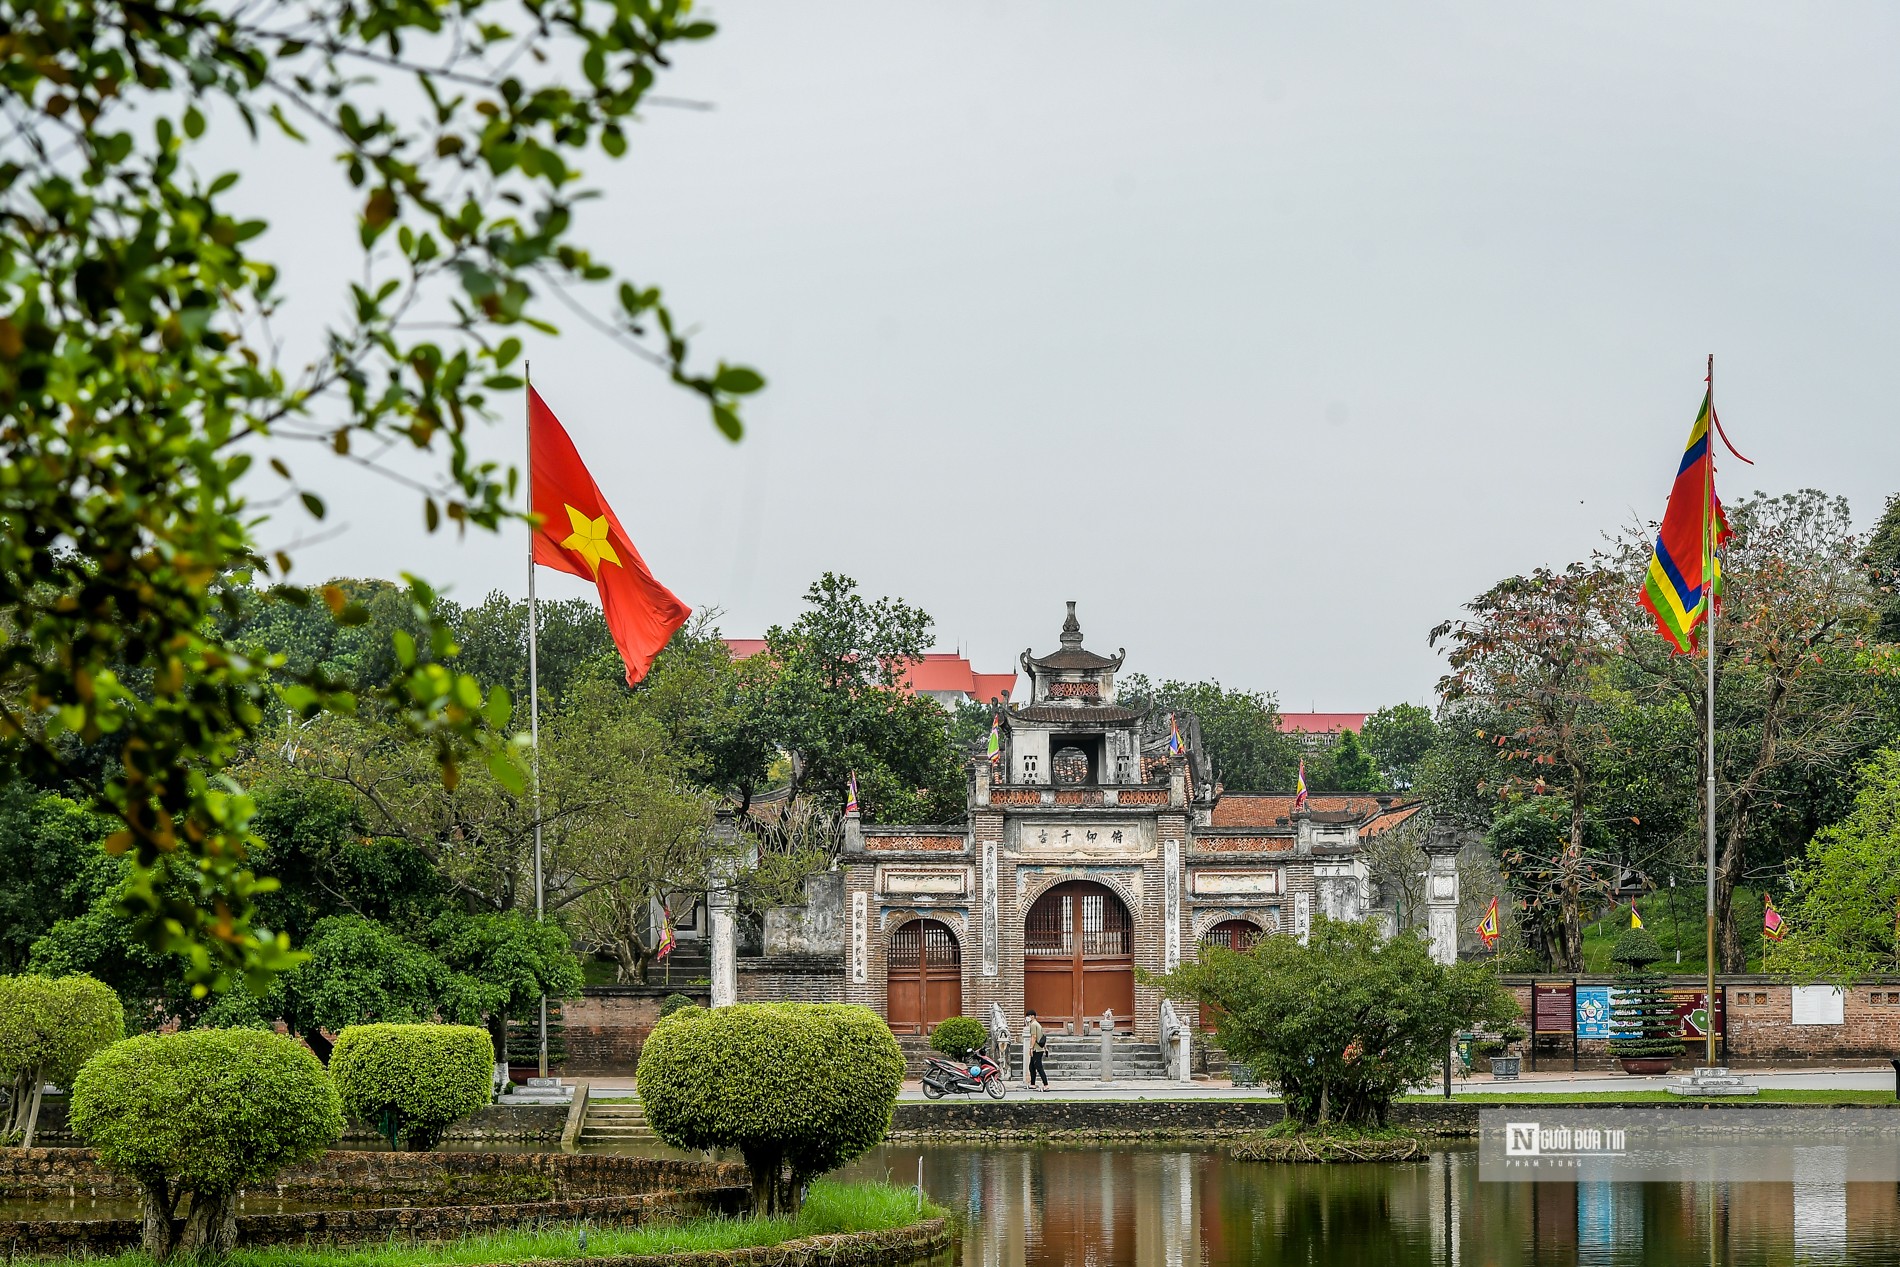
[0,973,124,1147]
[1606,491,1888,969]
[1116,675,1299,791]
[752,575,965,823]
[70,1028,343,1260]
[1606,925,1683,1067]
[329,1023,494,1151]
[1359,704,1438,790]
[1157,917,1517,1128]
[1,0,762,992]
[1768,747,1900,982]
[637,1003,905,1216]
[1863,492,1900,642]
[1317,728,1385,792]
[0,788,110,970]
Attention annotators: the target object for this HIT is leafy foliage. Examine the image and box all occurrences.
[1607,961,1684,1062]
[1768,747,1900,982]
[0,0,760,993]
[1358,704,1438,790]
[1117,674,1299,792]
[70,1028,343,1259]
[0,788,111,970]
[658,992,701,1020]
[928,1016,988,1058]
[1157,916,1517,1128]
[637,1003,905,1217]
[0,973,124,1146]
[1320,729,1385,792]
[329,1023,494,1151]
[1611,925,1663,968]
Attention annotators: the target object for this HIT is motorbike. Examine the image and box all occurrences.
[920,1049,1007,1099]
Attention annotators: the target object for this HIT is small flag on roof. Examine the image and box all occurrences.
[845,771,860,816]
[1293,757,1309,811]
[987,713,1001,765]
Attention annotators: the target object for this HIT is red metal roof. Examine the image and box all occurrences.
[723,638,769,661]
[724,642,1014,703]
[969,673,1017,704]
[1278,712,1369,734]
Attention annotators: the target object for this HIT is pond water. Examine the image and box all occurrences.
[830,1141,1900,1266]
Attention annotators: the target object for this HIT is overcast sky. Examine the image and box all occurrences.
[252,3,1900,709]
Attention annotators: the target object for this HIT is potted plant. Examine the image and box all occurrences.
[1608,926,1684,1074]
[1482,1025,1527,1080]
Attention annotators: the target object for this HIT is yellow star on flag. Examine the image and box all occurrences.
[559,504,621,578]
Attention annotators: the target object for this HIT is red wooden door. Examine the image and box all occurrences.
[886,919,961,1035]
[1023,881,1134,1032]
[1196,919,1262,1030]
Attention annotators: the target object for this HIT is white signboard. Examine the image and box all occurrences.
[982,841,998,978]
[1293,892,1311,946]
[850,892,868,985]
[1164,836,1181,972]
[1792,984,1845,1026]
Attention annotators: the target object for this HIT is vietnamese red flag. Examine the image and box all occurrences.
[529,387,689,684]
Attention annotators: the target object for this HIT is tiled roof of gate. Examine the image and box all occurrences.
[1012,703,1143,724]
[1208,795,1419,828]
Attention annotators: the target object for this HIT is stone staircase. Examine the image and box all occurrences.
[506,1076,574,1106]
[579,1096,656,1146]
[1035,1035,1170,1082]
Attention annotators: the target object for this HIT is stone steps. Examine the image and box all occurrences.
[505,1076,575,1107]
[1032,1038,1169,1081]
[580,1097,655,1143]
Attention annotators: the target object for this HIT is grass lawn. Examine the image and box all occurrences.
[1401,1088,1896,1104]
[1575,883,1767,974]
[20,1181,941,1267]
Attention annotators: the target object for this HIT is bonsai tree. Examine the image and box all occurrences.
[1607,925,1685,1070]
[637,1003,904,1216]
[69,1028,343,1260]
[0,973,123,1147]
[929,1016,988,1059]
[1157,915,1519,1129]
[329,1023,495,1150]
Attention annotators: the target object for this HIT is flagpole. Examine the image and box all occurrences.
[1703,352,1717,1068]
[527,361,547,1081]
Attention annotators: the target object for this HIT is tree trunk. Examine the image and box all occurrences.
[176,1190,238,1257]
[1557,798,1588,972]
[20,1076,44,1149]
[1716,807,1749,972]
[140,1178,178,1261]
[741,1147,802,1218]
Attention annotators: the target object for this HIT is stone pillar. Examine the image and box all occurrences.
[1421,826,1464,966]
[709,809,739,1007]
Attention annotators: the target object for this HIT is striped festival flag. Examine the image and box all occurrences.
[845,771,860,816]
[1639,379,1749,653]
[987,713,1001,765]
[1476,897,1500,949]
[1762,895,1786,942]
[1292,757,1309,811]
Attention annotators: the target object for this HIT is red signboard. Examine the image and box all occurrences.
[1667,988,1726,1040]
[1533,982,1577,1034]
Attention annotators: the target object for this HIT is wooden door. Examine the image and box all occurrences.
[886,918,961,1035]
[1023,881,1134,1032]
[1196,920,1261,1030]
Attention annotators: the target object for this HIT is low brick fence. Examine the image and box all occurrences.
[0,1149,747,1255]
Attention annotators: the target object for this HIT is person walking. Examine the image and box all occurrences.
[1025,1009,1050,1091]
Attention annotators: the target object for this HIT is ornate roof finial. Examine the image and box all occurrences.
[1060,600,1082,649]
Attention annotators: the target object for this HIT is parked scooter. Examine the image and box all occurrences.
[921,1049,1007,1099]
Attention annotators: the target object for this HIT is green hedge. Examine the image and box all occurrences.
[659,992,701,1020]
[329,1023,495,1151]
[929,1016,987,1058]
[637,1003,903,1217]
[70,1028,342,1260]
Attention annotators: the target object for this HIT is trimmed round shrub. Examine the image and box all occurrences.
[329,1023,495,1151]
[70,1028,343,1260]
[637,1003,903,1217]
[659,992,701,1019]
[929,1016,987,1058]
[0,973,123,1147]
[1611,925,1663,969]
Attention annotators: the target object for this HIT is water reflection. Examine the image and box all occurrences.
[839,1142,1900,1266]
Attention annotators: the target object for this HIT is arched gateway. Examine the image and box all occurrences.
[1023,880,1134,1031]
[885,918,961,1035]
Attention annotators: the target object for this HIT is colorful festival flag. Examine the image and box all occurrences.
[1630,902,1644,930]
[845,771,860,816]
[1762,895,1787,942]
[655,905,676,959]
[530,388,690,683]
[1639,378,1750,654]
[1168,713,1185,756]
[1476,897,1500,949]
[986,713,1002,765]
[1293,757,1309,811]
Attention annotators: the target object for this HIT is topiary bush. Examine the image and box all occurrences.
[929,1016,987,1058]
[0,973,123,1148]
[329,1023,495,1151]
[659,992,701,1020]
[1608,925,1683,1066]
[70,1027,343,1261]
[637,1003,904,1217]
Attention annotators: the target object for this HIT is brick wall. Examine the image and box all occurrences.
[1503,977,1900,1067]
[736,953,847,1005]
[563,988,705,1073]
